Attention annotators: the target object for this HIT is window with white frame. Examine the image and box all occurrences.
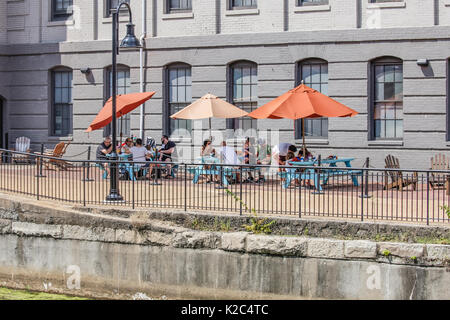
[229,61,258,131]
[104,0,130,17]
[230,0,257,9]
[52,0,73,21]
[372,58,403,139]
[370,0,403,2]
[167,64,192,135]
[166,0,192,13]
[295,59,329,139]
[297,0,329,6]
[51,68,73,136]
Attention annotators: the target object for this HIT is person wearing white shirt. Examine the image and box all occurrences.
[130,138,151,168]
[272,143,297,165]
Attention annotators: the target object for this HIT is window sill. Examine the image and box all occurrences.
[294,5,331,13]
[47,19,74,27]
[367,140,403,147]
[162,12,194,20]
[170,137,192,144]
[225,8,260,16]
[102,16,131,24]
[295,138,329,145]
[367,2,406,9]
[48,136,74,142]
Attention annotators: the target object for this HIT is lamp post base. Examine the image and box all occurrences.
[105,191,124,202]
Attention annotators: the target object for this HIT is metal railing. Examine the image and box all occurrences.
[0,148,449,225]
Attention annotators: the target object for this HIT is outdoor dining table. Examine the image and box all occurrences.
[284,157,362,191]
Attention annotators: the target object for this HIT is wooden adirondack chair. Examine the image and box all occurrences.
[38,142,71,170]
[384,155,418,191]
[429,154,450,194]
[12,136,32,163]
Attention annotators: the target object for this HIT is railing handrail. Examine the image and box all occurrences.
[1,148,450,174]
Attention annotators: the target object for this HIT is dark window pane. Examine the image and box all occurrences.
[373,62,403,139]
[168,66,192,135]
[296,61,328,138]
[52,70,73,136]
[231,63,257,130]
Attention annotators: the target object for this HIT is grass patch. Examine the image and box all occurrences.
[0,287,89,300]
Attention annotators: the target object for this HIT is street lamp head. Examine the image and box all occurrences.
[120,23,141,49]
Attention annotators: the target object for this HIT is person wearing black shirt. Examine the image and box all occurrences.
[158,135,176,178]
[96,136,113,177]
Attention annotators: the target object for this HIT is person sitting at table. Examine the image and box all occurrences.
[201,139,216,183]
[219,141,241,183]
[241,137,256,182]
[96,136,113,177]
[119,137,133,154]
[158,135,176,179]
[272,143,297,166]
[256,138,271,165]
[292,148,314,162]
[255,138,271,183]
[130,138,151,178]
[201,139,216,157]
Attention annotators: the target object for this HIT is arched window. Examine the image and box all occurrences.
[296,59,328,139]
[371,57,403,139]
[166,63,192,135]
[51,67,73,136]
[105,65,131,138]
[229,61,258,130]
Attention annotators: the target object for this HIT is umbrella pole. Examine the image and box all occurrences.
[209,118,212,141]
[302,118,306,157]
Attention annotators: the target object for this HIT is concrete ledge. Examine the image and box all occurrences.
[0,193,449,267]
[12,221,62,238]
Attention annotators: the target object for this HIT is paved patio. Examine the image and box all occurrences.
[0,163,449,225]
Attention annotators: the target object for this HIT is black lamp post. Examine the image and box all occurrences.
[106,1,141,202]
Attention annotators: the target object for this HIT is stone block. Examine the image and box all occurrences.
[115,229,138,244]
[12,222,62,238]
[221,232,248,252]
[344,240,377,259]
[172,231,220,249]
[63,225,115,242]
[426,244,450,264]
[144,231,172,246]
[246,235,308,256]
[0,210,19,221]
[377,243,425,258]
[0,219,11,234]
[307,238,345,259]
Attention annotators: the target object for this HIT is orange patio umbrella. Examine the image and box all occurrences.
[86,91,156,133]
[170,93,248,139]
[248,83,358,155]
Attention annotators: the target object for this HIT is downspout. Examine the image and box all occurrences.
[139,0,147,139]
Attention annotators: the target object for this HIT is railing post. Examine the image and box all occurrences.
[239,165,243,216]
[132,164,135,209]
[184,163,187,211]
[364,157,370,198]
[35,143,46,178]
[82,161,86,207]
[426,171,430,225]
[83,146,94,182]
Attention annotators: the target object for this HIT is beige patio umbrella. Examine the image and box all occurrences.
[170,93,248,139]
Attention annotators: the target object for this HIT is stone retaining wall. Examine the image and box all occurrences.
[0,193,449,299]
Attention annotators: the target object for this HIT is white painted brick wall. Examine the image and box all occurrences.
[4,0,446,44]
